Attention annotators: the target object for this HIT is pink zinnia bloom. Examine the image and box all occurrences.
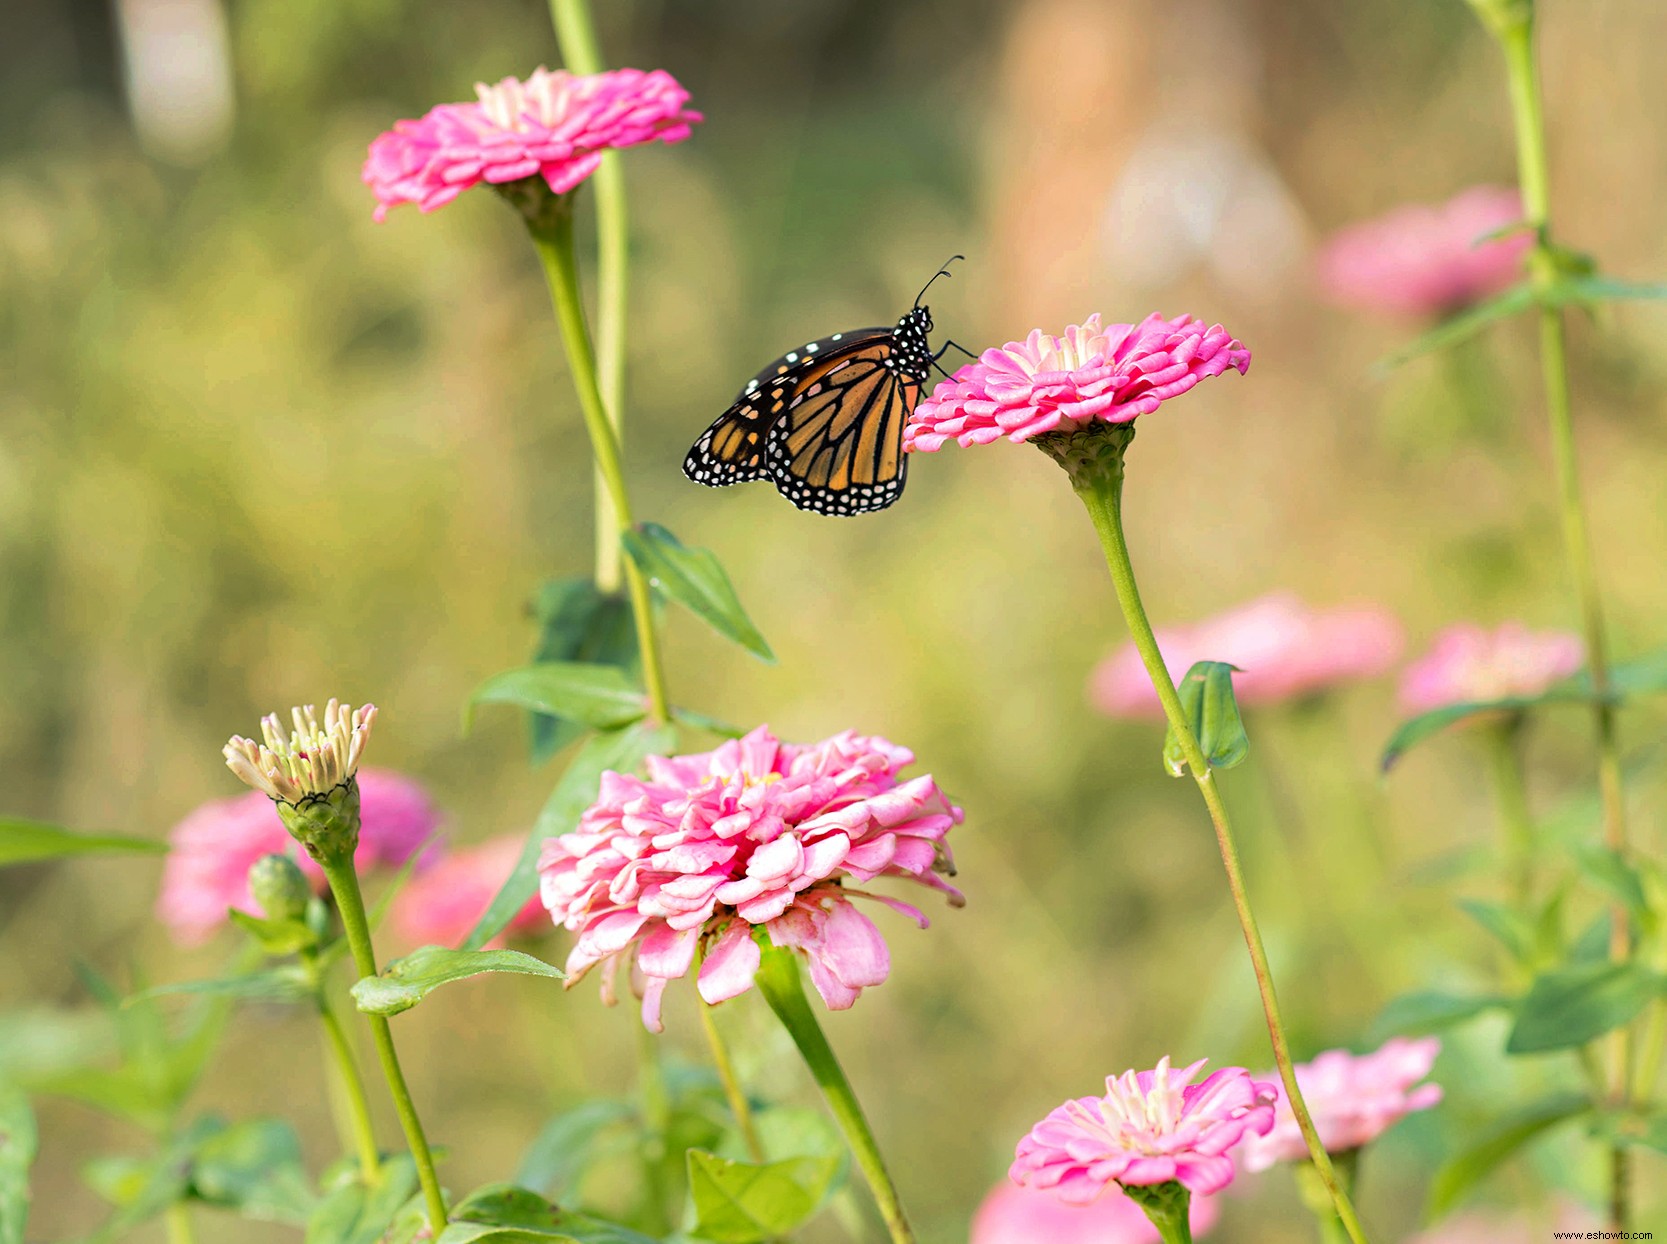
[392,835,543,948]
[1239,1037,1442,1172]
[364,67,701,221]
[1400,622,1584,712]
[157,768,443,944]
[1091,592,1404,718]
[1407,1200,1600,1244]
[1316,186,1531,319]
[971,1180,1220,1244]
[1010,1058,1277,1202]
[538,725,963,1032]
[904,313,1249,452]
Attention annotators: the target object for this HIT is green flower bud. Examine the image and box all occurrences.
[247,853,311,921]
[224,698,375,864]
[274,779,362,864]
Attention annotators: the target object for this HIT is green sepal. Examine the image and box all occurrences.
[1162,661,1249,777]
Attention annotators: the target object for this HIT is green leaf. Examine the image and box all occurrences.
[1426,1093,1590,1220]
[85,1116,226,1242]
[514,1100,635,1198]
[527,579,640,764]
[189,1118,315,1222]
[1457,898,1533,962]
[623,523,775,663]
[464,723,673,952]
[0,1088,36,1244]
[227,909,319,956]
[1551,274,1667,304]
[1161,661,1249,777]
[468,663,647,733]
[1506,962,1665,1054]
[436,1187,656,1244]
[351,946,563,1018]
[133,966,314,1007]
[1374,283,1538,371]
[304,1156,418,1244]
[1570,911,1614,963]
[0,820,165,867]
[1571,845,1650,926]
[685,1149,840,1243]
[671,707,747,740]
[1371,990,1513,1040]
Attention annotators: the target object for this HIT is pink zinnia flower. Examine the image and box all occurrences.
[1010,1058,1277,1202]
[1407,1200,1600,1244]
[1091,592,1404,718]
[1316,186,1531,319]
[538,725,963,1033]
[1400,622,1584,712]
[157,768,443,944]
[1238,1037,1442,1172]
[363,67,701,221]
[392,835,543,948]
[904,313,1249,452]
[971,1180,1220,1244]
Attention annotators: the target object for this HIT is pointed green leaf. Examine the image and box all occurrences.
[304,1155,418,1244]
[623,523,774,663]
[464,723,673,952]
[0,820,165,867]
[1457,898,1533,963]
[132,966,313,1007]
[351,946,563,1018]
[686,1149,840,1242]
[1371,990,1513,1040]
[1551,274,1667,304]
[84,1116,226,1242]
[514,1100,635,1198]
[190,1118,315,1222]
[0,1088,36,1244]
[1506,962,1664,1054]
[1161,661,1249,777]
[527,579,640,763]
[434,1186,657,1244]
[468,663,647,733]
[1571,845,1650,926]
[1425,1093,1590,1220]
[1374,283,1538,372]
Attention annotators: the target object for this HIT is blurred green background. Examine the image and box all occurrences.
[4,0,1667,1238]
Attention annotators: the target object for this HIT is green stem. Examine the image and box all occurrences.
[319,855,448,1230]
[1041,427,1370,1244]
[548,0,629,593]
[312,972,384,1185]
[1295,1153,1358,1244]
[1494,15,1630,1229]
[755,946,916,1244]
[634,1024,674,1236]
[528,210,671,724]
[1481,719,1536,910]
[165,1202,196,1244]
[1123,1183,1195,1244]
[698,994,767,1162]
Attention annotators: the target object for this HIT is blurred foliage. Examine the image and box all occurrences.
[4,0,1667,1239]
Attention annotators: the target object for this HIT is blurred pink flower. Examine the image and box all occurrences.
[1400,623,1584,711]
[158,768,443,943]
[1407,1200,1600,1244]
[392,835,543,948]
[904,314,1249,452]
[971,1179,1220,1244]
[538,725,963,1032]
[1239,1037,1442,1172]
[1010,1058,1276,1202]
[1091,592,1404,718]
[1316,186,1531,319]
[364,67,701,221]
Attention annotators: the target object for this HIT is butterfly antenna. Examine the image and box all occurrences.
[913,254,966,309]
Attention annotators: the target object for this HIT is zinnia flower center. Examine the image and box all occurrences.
[474,70,579,133]
[1066,1076,1187,1155]
[1016,321,1114,376]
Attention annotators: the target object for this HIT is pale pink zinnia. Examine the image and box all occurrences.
[538,725,963,1032]
[1010,1058,1277,1202]
[904,313,1249,452]
[364,67,701,221]
[971,1180,1220,1244]
[392,835,544,948]
[1400,622,1584,712]
[157,768,443,944]
[1238,1037,1442,1172]
[1316,186,1531,319]
[1091,592,1404,718]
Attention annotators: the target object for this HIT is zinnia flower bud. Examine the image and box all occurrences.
[224,700,377,863]
[247,853,310,922]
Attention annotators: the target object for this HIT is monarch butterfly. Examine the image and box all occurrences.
[683,258,966,516]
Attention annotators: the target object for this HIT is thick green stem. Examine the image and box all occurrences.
[755,946,916,1244]
[529,210,671,724]
[698,994,767,1162]
[549,0,629,593]
[1494,15,1630,1228]
[314,979,385,1185]
[165,1202,196,1244]
[319,855,448,1230]
[1481,719,1536,910]
[1040,427,1370,1244]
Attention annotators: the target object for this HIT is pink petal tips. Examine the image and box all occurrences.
[1316,186,1531,319]
[1238,1037,1443,1172]
[1009,1058,1277,1203]
[363,67,702,221]
[1399,622,1584,711]
[537,725,964,1032]
[903,313,1249,452]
